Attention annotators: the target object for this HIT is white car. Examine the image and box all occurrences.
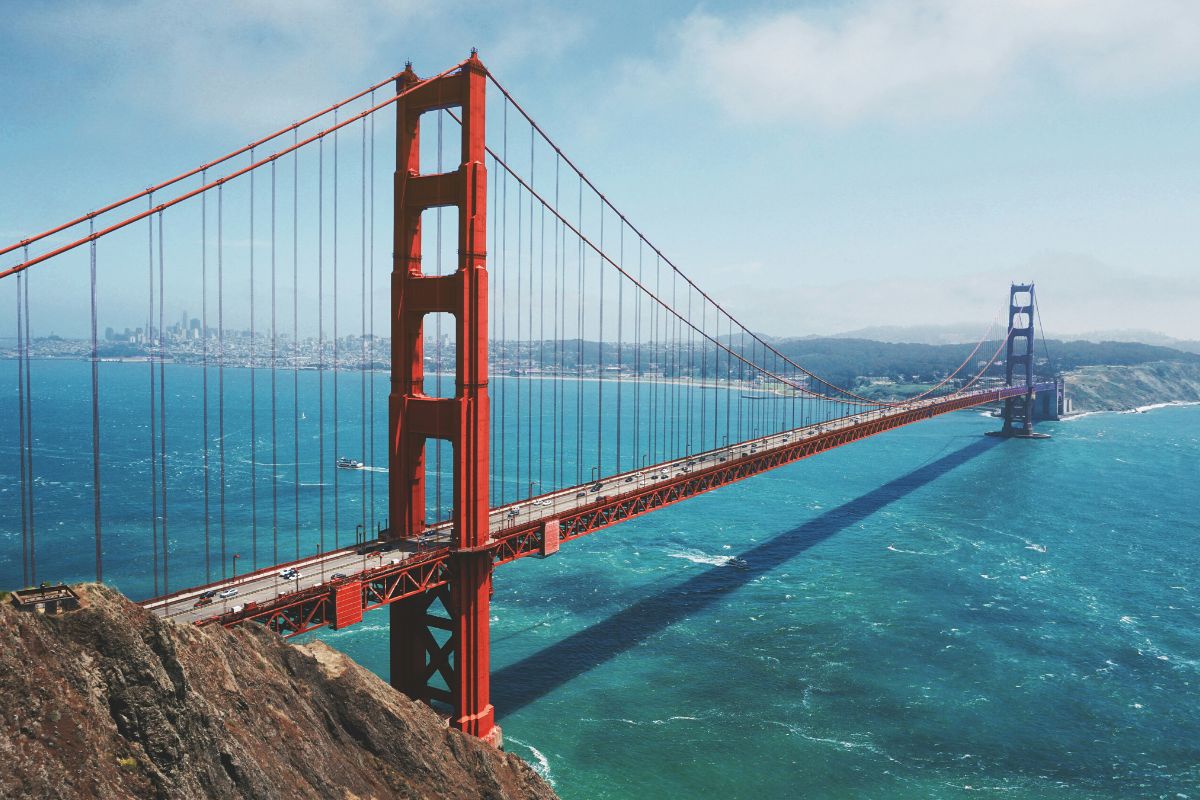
[278,568,301,580]
[218,588,238,599]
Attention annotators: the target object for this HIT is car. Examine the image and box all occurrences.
[278,567,297,579]
[199,589,218,599]
[575,491,587,499]
[193,596,213,608]
[218,588,238,599]
[330,572,348,581]
[357,542,384,555]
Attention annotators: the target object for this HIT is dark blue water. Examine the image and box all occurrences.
[3,361,1198,798]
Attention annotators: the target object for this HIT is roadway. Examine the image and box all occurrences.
[143,385,1025,627]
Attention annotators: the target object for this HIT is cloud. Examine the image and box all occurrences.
[627,0,1200,124]
[8,1,578,135]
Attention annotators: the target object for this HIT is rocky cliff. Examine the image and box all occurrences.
[1065,360,1200,412]
[0,584,557,800]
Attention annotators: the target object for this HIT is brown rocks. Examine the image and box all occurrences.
[0,584,556,800]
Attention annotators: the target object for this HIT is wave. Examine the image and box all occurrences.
[1064,400,1200,421]
[507,736,554,787]
[1133,400,1200,413]
[668,549,747,568]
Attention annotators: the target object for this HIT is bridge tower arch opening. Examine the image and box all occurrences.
[388,53,499,746]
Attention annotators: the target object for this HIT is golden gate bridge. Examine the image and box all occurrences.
[2,53,1057,747]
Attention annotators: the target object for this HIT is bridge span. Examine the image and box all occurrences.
[145,382,1053,633]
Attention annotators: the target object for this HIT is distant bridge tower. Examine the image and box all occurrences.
[989,283,1051,439]
[388,53,499,746]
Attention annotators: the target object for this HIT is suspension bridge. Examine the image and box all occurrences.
[3,53,1059,748]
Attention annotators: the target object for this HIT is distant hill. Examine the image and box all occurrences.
[769,336,1200,390]
[826,324,1200,354]
[829,323,987,345]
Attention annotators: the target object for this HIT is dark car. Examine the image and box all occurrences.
[357,541,384,555]
[193,596,213,608]
[199,589,218,599]
[330,572,349,581]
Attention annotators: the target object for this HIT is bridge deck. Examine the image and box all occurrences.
[142,384,1051,634]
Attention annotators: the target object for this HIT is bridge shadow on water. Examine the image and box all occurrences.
[493,435,1000,718]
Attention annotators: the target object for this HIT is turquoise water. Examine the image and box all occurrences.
[336,403,1200,799]
[3,361,1199,797]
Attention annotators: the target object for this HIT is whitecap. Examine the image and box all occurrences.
[668,549,742,568]
[507,736,554,787]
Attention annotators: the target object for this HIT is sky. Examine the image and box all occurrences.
[2,0,1198,341]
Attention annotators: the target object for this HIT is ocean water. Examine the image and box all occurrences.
[3,361,1199,798]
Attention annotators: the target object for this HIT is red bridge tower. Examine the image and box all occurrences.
[388,53,498,746]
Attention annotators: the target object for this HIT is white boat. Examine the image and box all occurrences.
[336,457,365,470]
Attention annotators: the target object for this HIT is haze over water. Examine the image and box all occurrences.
[2,361,1197,798]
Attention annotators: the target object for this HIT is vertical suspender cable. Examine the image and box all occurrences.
[360,112,368,535]
[635,238,641,470]
[158,212,168,596]
[250,150,258,570]
[147,197,159,595]
[290,130,300,556]
[271,160,278,564]
[500,99,508,505]
[596,200,604,476]
[552,154,560,491]
[515,140,523,500]
[616,221,623,472]
[538,187,546,493]
[333,112,340,548]
[699,297,706,452]
[201,172,211,581]
[527,129,535,498]
[293,131,301,558]
[318,136,326,554]
[23,264,36,585]
[490,153,499,503]
[436,111,444,522]
[527,129,535,497]
[489,154,499,503]
[89,220,103,582]
[369,94,377,534]
[576,174,584,485]
[16,271,29,587]
[218,183,226,579]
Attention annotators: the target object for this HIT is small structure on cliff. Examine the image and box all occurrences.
[10,584,80,615]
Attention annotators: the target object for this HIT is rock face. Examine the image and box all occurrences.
[1065,360,1200,412]
[0,584,557,800]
